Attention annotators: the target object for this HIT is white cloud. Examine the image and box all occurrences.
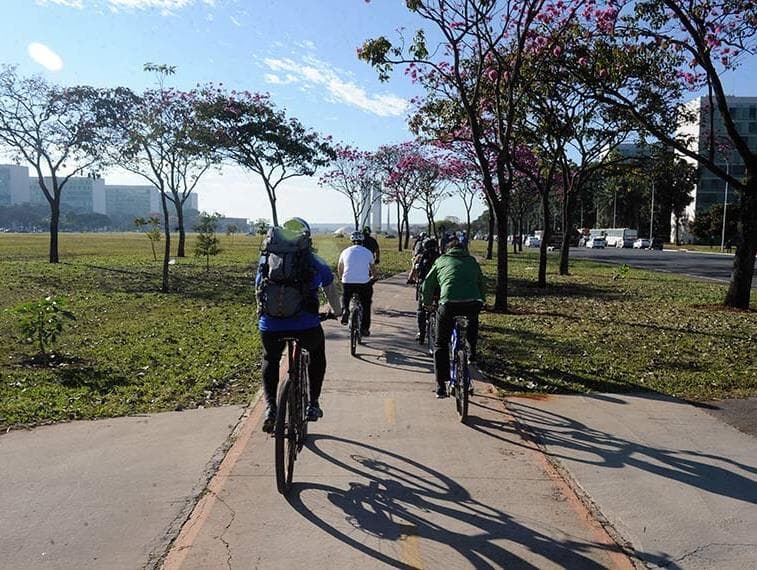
[38,0,214,12]
[27,43,64,71]
[262,56,407,117]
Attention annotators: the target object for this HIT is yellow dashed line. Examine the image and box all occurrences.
[397,524,423,569]
[384,398,396,425]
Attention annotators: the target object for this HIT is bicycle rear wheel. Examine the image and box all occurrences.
[274,379,296,494]
[455,350,469,422]
[426,312,435,356]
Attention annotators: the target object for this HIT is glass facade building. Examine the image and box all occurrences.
[676,96,757,241]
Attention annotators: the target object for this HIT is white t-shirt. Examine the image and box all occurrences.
[339,245,374,284]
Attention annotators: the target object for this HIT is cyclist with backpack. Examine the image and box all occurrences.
[413,237,439,344]
[421,234,484,398]
[256,217,341,433]
[337,231,376,337]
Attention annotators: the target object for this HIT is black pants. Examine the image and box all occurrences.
[433,301,482,388]
[342,282,373,332]
[260,326,326,409]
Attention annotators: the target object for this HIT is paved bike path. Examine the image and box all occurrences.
[162,275,631,569]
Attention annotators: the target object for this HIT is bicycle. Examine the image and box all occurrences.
[348,292,363,357]
[274,312,335,495]
[448,316,471,423]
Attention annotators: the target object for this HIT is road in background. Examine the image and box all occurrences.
[564,247,757,286]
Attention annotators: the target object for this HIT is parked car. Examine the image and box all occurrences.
[586,236,606,249]
[524,235,541,247]
[649,237,664,250]
[633,238,651,249]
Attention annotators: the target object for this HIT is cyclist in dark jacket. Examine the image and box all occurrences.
[421,236,484,398]
[362,226,380,264]
[414,237,439,344]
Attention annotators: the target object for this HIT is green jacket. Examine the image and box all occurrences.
[421,247,484,305]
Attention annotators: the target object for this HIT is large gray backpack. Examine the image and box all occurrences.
[256,227,314,318]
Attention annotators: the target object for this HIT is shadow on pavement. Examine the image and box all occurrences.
[284,434,642,569]
[508,398,757,508]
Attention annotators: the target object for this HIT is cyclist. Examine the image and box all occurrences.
[256,217,342,433]
[338,230,376,337]
[362,226,381,264]
[421,234,484,398]
[412,231,427,256]
[414,237,440,344]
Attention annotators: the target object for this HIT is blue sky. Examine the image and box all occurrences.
[2,0,757,225]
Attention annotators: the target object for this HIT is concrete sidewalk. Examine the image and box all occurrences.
[506,394,757,569]
[0,405,246,570]
[160,274,631,569]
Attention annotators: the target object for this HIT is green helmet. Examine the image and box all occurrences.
[282,217,311,238]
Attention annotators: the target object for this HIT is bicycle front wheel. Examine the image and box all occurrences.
[455,350,469,422]
[274,379,297,494]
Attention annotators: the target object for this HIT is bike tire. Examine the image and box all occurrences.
[274,379,296,494]
[426,313,435,356]
[456,350,469,422]
[350,321,358,357]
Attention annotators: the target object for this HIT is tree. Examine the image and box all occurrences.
[225,223,239,245]
[253,218,270,235]
[568,1,757,307]
[361,0,583,311]
[374,142,424,250]
[108,82,217,292]
[194,212,222,271]
[196,89,334,226]
[0,66,118,262]
[319,145,374,231]
[134,215,162,261]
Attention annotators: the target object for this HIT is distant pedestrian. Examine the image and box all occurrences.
[725,239,733,253]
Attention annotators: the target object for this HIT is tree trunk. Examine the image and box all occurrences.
[466,208,471,240]
[724,174,756,308]
[160,191,171,293]
[403,209,411,250]
[538,191,550,288]
[49,200,60,263]
[494,211,509,312]
[396,201,402,252]
[486,201,494,260]
[559,192,575,276]
[176,203,186,258]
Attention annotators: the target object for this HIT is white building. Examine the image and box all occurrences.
[674,96,757,242]
[0,164,31,206]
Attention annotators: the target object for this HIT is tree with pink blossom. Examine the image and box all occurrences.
[567,0,757,308]
[360,0,588,311]
[319,144,376,231]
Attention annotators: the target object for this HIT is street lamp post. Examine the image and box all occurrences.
[720,159,730,252]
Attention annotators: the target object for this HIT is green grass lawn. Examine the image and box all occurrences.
[2,232,754,429]
[0,232,410,430]
[472,244,757,401]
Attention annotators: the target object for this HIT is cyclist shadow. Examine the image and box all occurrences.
[286,434,642,569]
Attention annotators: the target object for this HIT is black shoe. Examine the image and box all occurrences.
[306,402,323,422]
[361,330,371,337]
[340,316,348,326]
[435,387,448,399]
[262,405,276,433]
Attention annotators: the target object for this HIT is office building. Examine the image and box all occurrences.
[675,96,757,241]
[0,164,30,206]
